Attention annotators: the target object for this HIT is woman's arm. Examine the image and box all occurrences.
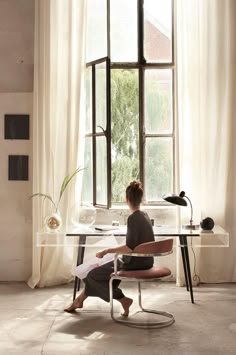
[96,244,132,258]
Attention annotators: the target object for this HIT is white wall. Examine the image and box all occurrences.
[0,0,34,281]
[0,93,33,280]
[0,0,34,92]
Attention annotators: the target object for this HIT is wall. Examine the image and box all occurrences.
[0,0,34,92]
[0,0,34,280]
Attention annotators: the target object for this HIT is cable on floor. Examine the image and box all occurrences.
[190,237,201,285]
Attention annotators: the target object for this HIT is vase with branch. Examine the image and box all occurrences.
[30,167,83,232]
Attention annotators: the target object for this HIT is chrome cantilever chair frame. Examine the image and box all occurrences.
[109,239,175,328]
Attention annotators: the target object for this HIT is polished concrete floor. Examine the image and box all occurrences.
[0,281,236,354]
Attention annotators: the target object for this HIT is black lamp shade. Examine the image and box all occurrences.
[163,191,199,230]
[163,193,187,206]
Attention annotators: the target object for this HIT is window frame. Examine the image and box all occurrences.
[85,0,175,208]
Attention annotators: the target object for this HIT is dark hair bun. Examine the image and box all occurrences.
[126,180,143,207]
[130,180,142,190]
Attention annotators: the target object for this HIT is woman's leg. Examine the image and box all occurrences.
[84,261,123,301]
[65,261,133,316]
[64,289,87,312]
[117,297,133,317]
[64,262,115,312]
[85,262,133,316]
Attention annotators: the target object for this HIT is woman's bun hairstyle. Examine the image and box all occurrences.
[126,180,143,207]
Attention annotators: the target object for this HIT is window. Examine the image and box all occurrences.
[82,0,175,207]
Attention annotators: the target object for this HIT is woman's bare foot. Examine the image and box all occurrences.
[64,298,83,312]
[64,290,87,312]
[118,297,133,317]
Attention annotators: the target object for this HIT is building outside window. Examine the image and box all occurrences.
[82,0,175,208]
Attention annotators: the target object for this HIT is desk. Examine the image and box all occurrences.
[37,225,229,304]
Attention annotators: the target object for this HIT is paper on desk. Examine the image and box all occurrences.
[73,235,118,279]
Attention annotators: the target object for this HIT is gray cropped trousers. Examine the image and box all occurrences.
[83,261,124,302]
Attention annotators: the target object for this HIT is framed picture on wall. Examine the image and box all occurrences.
[8,155,29,181]
[4,114,30,140]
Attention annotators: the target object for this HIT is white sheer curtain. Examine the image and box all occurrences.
[28,0,86,288]
[177,0,236,284]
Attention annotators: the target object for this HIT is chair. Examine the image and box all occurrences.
[109,238,174,328]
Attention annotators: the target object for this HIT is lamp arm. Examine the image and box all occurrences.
[185,195,193,225]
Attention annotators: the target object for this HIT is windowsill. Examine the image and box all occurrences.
[99,204,176,211]
[95,204,177,226]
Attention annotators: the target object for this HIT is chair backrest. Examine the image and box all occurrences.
[133,238,173,255]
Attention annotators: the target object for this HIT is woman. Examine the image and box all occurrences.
[64,180,154,316]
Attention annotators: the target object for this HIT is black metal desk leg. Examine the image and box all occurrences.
[179,236,189,291]
[182,236,194,303]
[73,277,78,301]
[179,235,194,304]
[73,235,86,301]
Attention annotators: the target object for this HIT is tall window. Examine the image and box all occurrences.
[83,0,175,207]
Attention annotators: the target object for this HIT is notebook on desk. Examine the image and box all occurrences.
[94,225,121,232]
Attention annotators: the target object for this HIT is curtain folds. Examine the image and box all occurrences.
[28,0,86,288]
[177,0,236,284]
[28,0,236,288]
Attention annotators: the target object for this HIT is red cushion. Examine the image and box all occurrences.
[113,266,171,279]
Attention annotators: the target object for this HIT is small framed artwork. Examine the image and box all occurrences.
[4,114,30,139]
[8,155,29,181]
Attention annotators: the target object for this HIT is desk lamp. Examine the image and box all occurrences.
[163,191,199,230]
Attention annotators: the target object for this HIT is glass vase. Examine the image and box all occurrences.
[44,212,62,232]
[70,202,96,228]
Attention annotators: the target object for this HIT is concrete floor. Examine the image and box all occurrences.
[0,282,236,355]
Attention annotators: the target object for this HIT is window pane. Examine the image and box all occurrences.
[86,0,107,62]
[144,0,172,63]
[96,136,107,205]
[145,138,173,201]
[145,69,173,134]
[111,69,139,203]
[96,62,107,130]
[82,137,93,202]
[86,67,92,133]
[110,0,138,62]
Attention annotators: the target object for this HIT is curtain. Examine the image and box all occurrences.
[177,0,236,285]
[28,0,86,288]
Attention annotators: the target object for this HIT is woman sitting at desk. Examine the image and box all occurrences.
[64,180,154,316]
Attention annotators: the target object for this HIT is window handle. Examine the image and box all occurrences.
[97,125,107,137]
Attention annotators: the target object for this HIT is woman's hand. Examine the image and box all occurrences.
[96,245,132,258]
[96,249,108,258]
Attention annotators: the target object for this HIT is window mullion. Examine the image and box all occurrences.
[137,0,145,63]
[92,65,96,205]
[139,66,145,192]
[106,0,111,207]
[138,0,145,199]
[106,58,111,208]
[107,0,110,58]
